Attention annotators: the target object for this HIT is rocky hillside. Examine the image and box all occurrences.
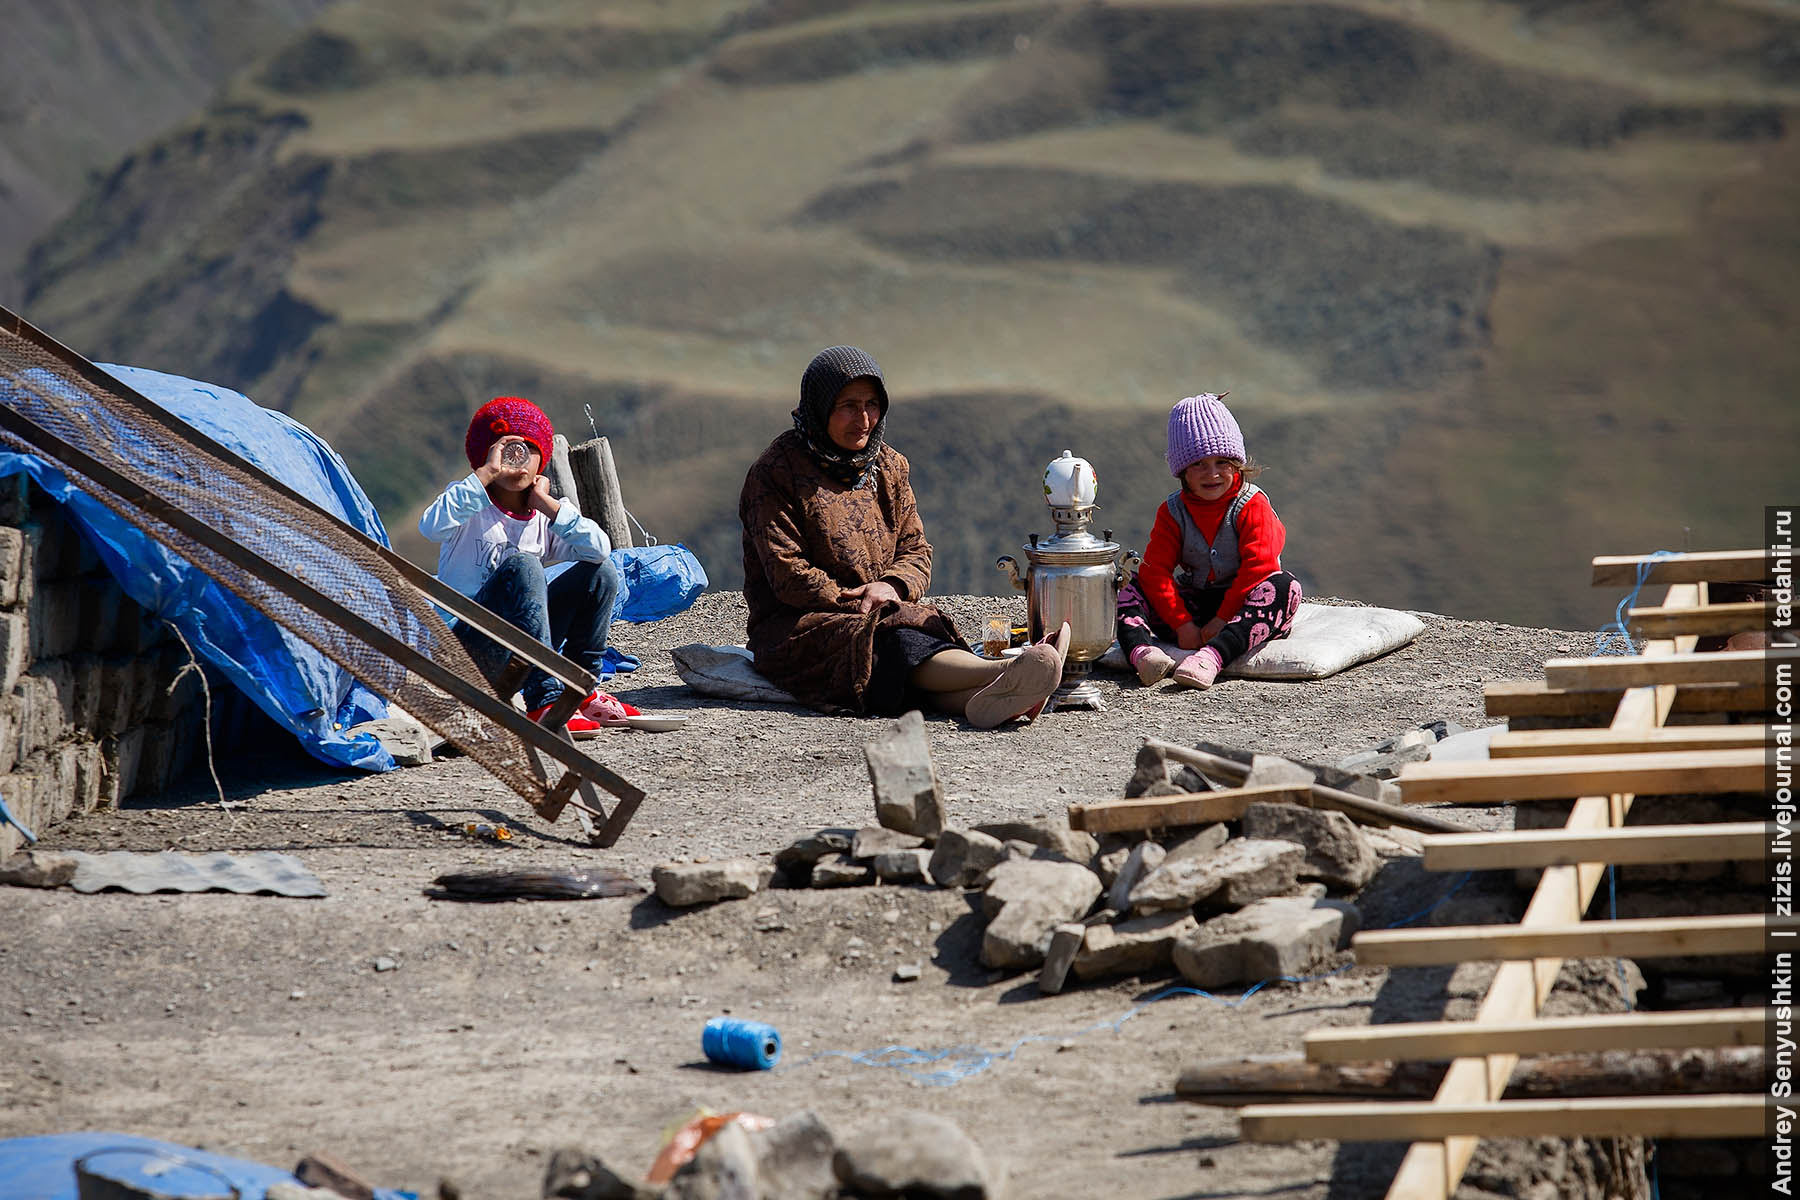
[0,0,332,303]
[14,0,1800,627]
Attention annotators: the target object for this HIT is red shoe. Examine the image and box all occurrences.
[527,694,606,739]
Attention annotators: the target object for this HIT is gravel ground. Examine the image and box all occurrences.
[0,591,1600,1199]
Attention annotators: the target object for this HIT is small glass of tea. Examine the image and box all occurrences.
[982,614,1011,658]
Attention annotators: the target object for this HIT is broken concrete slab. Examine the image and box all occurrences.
[872,847,931,884]
[811,854,875,888]
[652,859,766,907]
[1207,838,1307,907]
[773,828,854,886]
[833,1111,997,1200]
[1171,895,1361,989]
[1037,922,1086,995]
[972,816,1098,866]
[1128,853,1224,914]
[852,826,925,860]
[864,710,945,839]
[927,828,1006,888]
[980,858,1103,969]
[1105,840,1166,913]
[1072,911,1198,982]
[1242,803,1377,892]
[0,849,77,887]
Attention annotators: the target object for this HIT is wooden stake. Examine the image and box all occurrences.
[1545,648,1797,691]
[1352,913,1784,967]
[1420,822,1767,871]
[1395,748,1765,805]
[1241,1095,1765,1142]
[1303,1010,1765,1063]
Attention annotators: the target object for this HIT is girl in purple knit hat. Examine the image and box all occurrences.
[1115,393,1302,689]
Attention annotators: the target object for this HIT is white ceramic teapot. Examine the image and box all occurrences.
[1042,450,1097,508]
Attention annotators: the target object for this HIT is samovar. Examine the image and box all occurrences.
[997,451,1139,710]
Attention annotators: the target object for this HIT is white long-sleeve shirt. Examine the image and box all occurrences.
[418,473,612,599]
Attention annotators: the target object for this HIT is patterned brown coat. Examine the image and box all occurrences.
[739,430,966,712]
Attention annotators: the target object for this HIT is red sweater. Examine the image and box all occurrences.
[1137,476,1285,630]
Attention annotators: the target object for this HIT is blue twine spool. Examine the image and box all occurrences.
[702,1017,781,1070]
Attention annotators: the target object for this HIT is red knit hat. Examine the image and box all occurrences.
[465,396,554,470]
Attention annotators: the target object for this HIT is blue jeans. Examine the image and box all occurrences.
[459,554,622,712]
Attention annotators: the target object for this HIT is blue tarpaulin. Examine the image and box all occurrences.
[0,1131,415,1200]
[0,364,396,771]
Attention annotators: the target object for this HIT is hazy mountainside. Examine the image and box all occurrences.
[0,0,332,305]
[16,0,1800,629]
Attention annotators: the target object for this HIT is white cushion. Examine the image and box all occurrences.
[1097,603,1424,681]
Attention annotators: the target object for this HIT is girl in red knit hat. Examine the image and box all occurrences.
[1116,393,1302,690]
[418,396,627,736]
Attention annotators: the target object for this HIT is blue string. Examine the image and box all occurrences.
[0,791,37,844]
[1592,550,1678,656]
[781,870,1475,1087]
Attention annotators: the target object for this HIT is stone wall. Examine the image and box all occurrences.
[0,476,206,859]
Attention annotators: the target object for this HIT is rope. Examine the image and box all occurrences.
[162,621,239,823]
[1592,550,1678,656]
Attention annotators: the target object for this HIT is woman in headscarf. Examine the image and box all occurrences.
[739,346,1066,726]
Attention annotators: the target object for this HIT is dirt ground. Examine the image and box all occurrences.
[0,592,1604,1199]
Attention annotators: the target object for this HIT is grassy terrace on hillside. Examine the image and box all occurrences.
[15,0,1799,628]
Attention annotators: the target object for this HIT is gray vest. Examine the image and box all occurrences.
[1167,483,1261,589]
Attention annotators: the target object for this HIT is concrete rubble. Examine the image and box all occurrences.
[641,728,1396,1002]
[542,1107,1001,1200]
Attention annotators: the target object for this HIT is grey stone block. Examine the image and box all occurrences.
[873,847,931,885]
[28,578,85,660]
[864,709,945,839]
[810,853,875,888]
[653,859,766,907]
[0,612,27,695]
[1208,838,1307,907]
[1242,803,1377,892]
[1163,823,1229,865]
[980,858,1103,969]
[1038,922,1086,995]
[1172,896,1361,989]
[851,825,925,860]
[0,526,24,607]
[927,828,1006,888]
[0,849,77,887]
[833,1111,995,1200]
[102,727,146,806]
[1073,911,1198,981]
[1106,840,1167,913]
[668,1119,759,1200]
[973,815,1098,866]
[751,1110,837,1200]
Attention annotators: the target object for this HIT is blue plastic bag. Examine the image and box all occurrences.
[614,543,708,622]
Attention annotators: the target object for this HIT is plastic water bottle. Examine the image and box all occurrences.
[702,1017,781,1070]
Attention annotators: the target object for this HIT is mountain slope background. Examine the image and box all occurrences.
[14,0,1800,629]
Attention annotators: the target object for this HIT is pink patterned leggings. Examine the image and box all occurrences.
[1116,571,1302,666]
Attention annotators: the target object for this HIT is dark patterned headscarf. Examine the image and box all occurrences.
[792,345,890,488]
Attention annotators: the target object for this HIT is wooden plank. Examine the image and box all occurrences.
[1382,582,1704,1200]
[1483,678,1767,718]
[1628,600,1773,638]
[1066,785,1306,832]
[1420,823,1766,870]
[1488,725,1770,758]
[1304,1010,1765,1063]
[1353,913,1782,967]
[1395,748,1765,805]
[1241,1095,1765,1143]
[1592,550,1768,586]
[1545,648,1797,691]
[1137,739,1474,834]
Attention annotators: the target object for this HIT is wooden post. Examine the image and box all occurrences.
[569,436,633,550]
[544,434,578,503]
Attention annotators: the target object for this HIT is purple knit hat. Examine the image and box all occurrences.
[1165,393,1243,477]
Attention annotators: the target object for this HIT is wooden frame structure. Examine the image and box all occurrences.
[0,304,646,844]
[1236,549,1777,1196]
